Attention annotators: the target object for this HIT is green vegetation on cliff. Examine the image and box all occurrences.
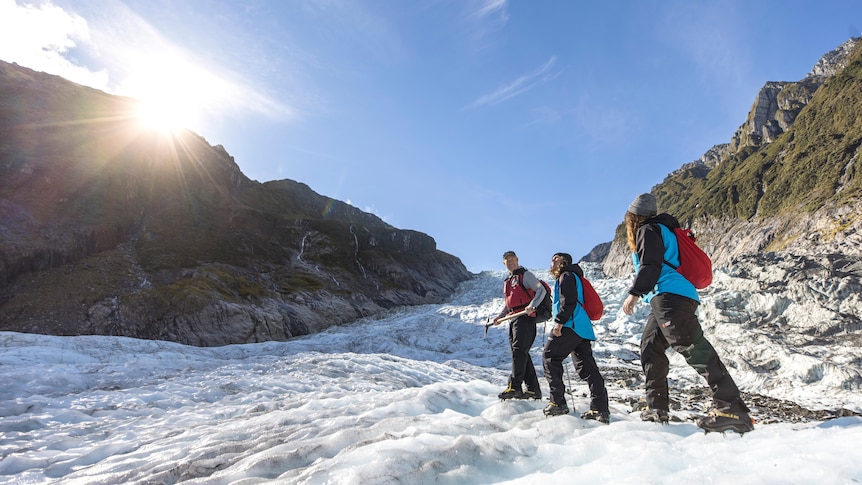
[657,42,862,224]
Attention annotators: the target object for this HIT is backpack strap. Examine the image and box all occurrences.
[508,267,534,310]
[570,271,585,308]
[517,268,537,299]
[656,223,680,270]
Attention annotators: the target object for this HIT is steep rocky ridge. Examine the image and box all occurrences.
[598,37,862,377]
[0,61,472,346]
[603,36,862,277]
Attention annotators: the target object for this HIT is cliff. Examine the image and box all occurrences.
[0,60,473,346]
[602,37,862,278]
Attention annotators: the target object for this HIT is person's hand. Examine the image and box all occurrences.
[491,317,501,326]
[526,306,536,317]
[552,323,563,337]
[622,294,639,315]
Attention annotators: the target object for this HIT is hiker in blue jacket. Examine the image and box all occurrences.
[491,251,544,401]
[621,193,753,434]
[542,252,609,422]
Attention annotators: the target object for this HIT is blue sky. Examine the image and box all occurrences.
[1,0,860,272]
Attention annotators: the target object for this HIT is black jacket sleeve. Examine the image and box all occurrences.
[554,272,579,324]
[629,222,665,297]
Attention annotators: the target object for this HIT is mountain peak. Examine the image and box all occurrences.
[602,36,862,278]
[0,60,473,346]
[806,36,860,79]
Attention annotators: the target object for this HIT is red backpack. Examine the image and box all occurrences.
[574,273,604,321]
[664,227,713,289]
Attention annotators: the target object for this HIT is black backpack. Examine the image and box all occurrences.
[532,279,553,322]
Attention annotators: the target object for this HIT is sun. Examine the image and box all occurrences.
[135,96,195,134]
[124,54,216,135]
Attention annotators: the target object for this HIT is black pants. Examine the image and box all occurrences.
[641,293,747,413]
[542,326,608,412]
[508,314,540,392]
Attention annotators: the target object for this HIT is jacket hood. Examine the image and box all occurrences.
[647,213,680,229]
[562,263,584,278]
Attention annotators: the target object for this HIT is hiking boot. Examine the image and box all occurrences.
[696,410,755,434]
[641,408,669,424]
[581,409,610,424]
[543,402,569,416]
[523,389,542,400]
[498,385,525,400]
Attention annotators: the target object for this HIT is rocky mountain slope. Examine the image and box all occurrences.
[603,37,862,273]
[599,37,862,366]
[0,61,473,346]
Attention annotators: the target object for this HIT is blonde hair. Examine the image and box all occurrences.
[625,212,651,251]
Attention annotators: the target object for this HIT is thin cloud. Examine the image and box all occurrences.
[461,0,510,52]
[570,92,639,152]
[0,0,294,124]
[465,56,561,110]
[299,0,406,65]
[655,3,749,90]
[0,0,109,88]
[471,0,509,25]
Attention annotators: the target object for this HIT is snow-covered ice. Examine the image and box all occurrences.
[1,265,861,484]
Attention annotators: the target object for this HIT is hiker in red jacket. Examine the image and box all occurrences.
[542,252,609,422]
[622,193,753,434]
[491,251,544,400]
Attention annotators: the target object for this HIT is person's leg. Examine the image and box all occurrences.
[498,321,522,399]
[653,294,747,414]
[505,320,519,390]
[542,326,576,407]
[640,309,670,412]
[572,339,609,414]
[521,317,541,397]
[509,314,536,390]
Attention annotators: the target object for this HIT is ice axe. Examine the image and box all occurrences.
[484,309,529,337]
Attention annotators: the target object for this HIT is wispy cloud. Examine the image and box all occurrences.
[0,0,294,126]
[465,56,561,110]
[470,0,509,26]
[655,3,749,91]
[0,0,109,89]
[570,93,638,151]
[297,0,406,66]
[461,0,510,52]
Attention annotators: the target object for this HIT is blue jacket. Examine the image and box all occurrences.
[552,263,596,341]
[630,213,700,303]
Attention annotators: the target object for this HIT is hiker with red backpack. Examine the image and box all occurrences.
[621,193,754,434]
[541,252,610,422]
[490,251,545,401]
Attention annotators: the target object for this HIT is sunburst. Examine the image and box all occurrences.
[123,54,217,135]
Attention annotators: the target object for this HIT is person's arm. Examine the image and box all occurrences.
[630,223,664,297]
[623,223,665,315]
[554,272,577,324]
[549,273,576,336]
[520,270,546,311]
[492,304,509,324]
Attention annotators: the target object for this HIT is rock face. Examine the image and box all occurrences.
[599,36,862,350]
[808,37,859,78]
[0,61,473,347]
[579,241,611,263]
[728,80,820,149]
[729,37,858,153]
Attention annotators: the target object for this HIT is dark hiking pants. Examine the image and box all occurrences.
[508,314,540,392]
[543,326,608,412]
[641,293,746,413]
